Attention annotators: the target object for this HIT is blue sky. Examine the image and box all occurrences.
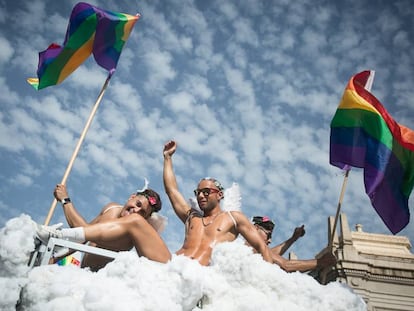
[0,0,413,260]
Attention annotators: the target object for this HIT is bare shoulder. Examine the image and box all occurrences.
[99,202,122,216]
[228,211,249,222]
[227,211,251,228]
[88,203,122,225]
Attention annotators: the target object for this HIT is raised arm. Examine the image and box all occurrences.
[163,140,191,223]
[54,184,88,227]
[234,212,273,263]
[271,225,305,256]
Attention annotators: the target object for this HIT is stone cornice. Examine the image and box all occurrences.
[352,231,412,247]
[338,268,414,285]
[349,232,414,258]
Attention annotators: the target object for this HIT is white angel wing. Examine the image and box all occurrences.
[222,182,241,211]
[189,197,203,214]
[147,212,168,233]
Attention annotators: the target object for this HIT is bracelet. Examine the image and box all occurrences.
[61,197,71,205]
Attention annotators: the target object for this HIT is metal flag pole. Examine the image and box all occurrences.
[44,72,113,225]
[328,70,376,248]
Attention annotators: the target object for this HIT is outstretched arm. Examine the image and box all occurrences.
[54,184,88,228]
[271,251,336,273]
[271,225,305,256]
[163,140,191,223]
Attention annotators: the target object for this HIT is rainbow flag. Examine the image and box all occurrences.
[330,70,414,234]
[57,255,81,267]
[28,2,139,90]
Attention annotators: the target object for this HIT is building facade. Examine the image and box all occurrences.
[311,213,414,311]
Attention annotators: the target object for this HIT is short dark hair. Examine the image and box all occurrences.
[137,188,162,214]
[252,216,275,233]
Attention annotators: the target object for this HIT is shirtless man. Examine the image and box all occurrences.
[251,215,305,255]
[163,140,273,265]
[37,186,171,271]
[251,216,337,272]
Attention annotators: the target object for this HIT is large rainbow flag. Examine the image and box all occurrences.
[330,70,414,234]
[28,2,139,90]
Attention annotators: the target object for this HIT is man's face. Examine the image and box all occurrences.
[194,179,222,211]
[120,194,152,218]
[255,224,272,245]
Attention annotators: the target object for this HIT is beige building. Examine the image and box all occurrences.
[310,213,414,311]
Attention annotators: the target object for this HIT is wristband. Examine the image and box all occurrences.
[61,197,71,205]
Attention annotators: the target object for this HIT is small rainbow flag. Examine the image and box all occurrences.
[28,2,139,90]
[330,70,414,234]
[57,255,81,267]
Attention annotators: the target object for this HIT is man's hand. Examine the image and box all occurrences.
[316,252,337,268]
[292,225,305,240]
[163,140,177,157]
[54,184,69,202]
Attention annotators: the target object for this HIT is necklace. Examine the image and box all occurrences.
[202,212,221,226]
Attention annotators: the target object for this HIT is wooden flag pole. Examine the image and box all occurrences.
[328,70,375,248]
[328,169,350,247]
[44,72,113,225]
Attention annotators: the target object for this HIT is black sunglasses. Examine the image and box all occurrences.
[257,225,272,241]
[193,188,220,197]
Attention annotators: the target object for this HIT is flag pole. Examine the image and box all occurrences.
[328,169,350,247]
[328,70,375,248]
[44,72,113,225]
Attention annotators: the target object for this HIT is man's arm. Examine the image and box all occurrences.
[271,225,305,256]
[271,251,336,273]
[54,184,88,227]
[163,140,191,223]
[234,212,273,263]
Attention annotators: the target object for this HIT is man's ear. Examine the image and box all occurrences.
[218,191,224,200]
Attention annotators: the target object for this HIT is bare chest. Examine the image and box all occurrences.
[186,213,235,241]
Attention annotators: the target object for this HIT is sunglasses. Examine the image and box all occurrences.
[193,188,221,197]
[257,225,272,242]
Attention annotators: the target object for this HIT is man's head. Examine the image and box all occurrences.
[121,188,162,218]
[194,177,224,212]
[252,216,275,245]
[200,177,224,191]
[138,188,162,214]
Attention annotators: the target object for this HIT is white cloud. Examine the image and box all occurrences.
[165,91,195,113]
[0,36,13,65]
[0,77,18,104]
[142,46,176,92]
[10,173,33,186]
[217,2,238,21]
[232,18,259,47]
[14,0,47,32]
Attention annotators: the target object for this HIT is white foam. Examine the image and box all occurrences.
[0,215,366,310]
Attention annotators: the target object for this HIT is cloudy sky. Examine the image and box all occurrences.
[0,0,413,261]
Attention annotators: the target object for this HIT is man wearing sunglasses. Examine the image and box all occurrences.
[251,216,336,272]
[163,140,273,266]
[252,216,305,254]
[36,184,171,271]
